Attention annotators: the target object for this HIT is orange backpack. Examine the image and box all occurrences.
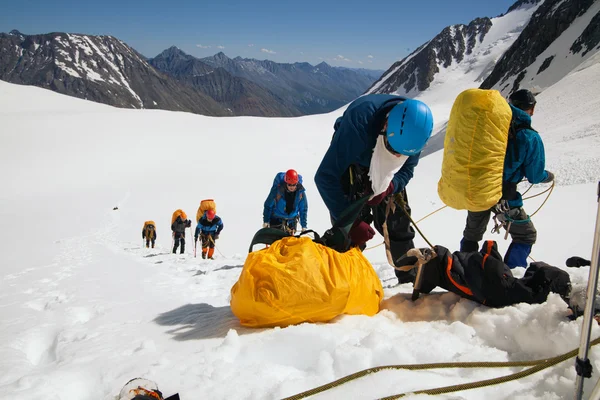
[196,199,217,222]
[171,209,187,225]
[143,221,156,238]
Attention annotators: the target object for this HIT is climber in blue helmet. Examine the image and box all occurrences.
[315,94,434,285]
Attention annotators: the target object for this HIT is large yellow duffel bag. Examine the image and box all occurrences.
[230,236,383,328]
[438,89,512,211]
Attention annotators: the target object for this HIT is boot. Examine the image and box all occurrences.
[202,248,207,259]
[504,242,532,269]
[208,248,215,260]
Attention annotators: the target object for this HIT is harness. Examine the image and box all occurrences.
[491,200,532,239]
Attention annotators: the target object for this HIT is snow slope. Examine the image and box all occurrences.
[0,52,599,399]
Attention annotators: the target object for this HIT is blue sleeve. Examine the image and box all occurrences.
[523,132,548,184]
[315,105,374,221]
[216,219,223,235]
[298,193,308,228]
[194,223,200,238]
[391,154,420,193]
[263,187,278,223]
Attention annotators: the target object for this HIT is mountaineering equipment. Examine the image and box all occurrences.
[233,195,380,328]
[196,199,216,222]
[438,89,512,211]
[118,377,179,400]
[171,209,187,225]
[386,99,434,156]
[284,169,299,185]
[230,235,383,328]
[509,89,536,110]
[574,181,600,400]
[206,209,216,220]
[282,338,600,400]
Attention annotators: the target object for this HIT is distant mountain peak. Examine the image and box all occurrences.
[315,61,332,69]
[9,29,23,36]
[507,0,543,14]
[214,51,230,60]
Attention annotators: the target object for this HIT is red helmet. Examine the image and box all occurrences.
[206,209,216,220]
[284,169,299,185]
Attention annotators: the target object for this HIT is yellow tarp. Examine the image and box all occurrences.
[230,236,383,328]
[438,89,512,211]
[196,199,217,222]
[171,209,187,225]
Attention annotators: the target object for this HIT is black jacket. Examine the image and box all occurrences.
[418,241,570,307]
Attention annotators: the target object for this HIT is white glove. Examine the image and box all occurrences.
[262,222,269,228]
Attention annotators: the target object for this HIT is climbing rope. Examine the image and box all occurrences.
[282,336,600,400]
[364,182,554,254]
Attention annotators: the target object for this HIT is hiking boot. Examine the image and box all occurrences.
[209,257,215,260]
[202,253,206,259]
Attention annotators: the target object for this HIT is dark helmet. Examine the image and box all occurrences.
[206,209,216,220]
[509,89,537,110]
[284,169,299,185]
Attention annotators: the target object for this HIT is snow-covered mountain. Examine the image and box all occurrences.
[0,30,229,116]
[482,0,600,93]
[367,2,542,99]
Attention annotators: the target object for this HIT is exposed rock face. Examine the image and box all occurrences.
[0,31,229,115]
[367,18,493,95]
[480,0,598,92]
[200,52,377,115]
[149,47,301,117]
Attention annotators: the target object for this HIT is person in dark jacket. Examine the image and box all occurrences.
[142,221,157,249]
[263,169,308,234]
[195,209,223,259]
[398,240,571,308]
[171,216,191,254]
[315,94,434,283]
[460,89,555,268]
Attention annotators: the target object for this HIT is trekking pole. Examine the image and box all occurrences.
[575,181,600,400]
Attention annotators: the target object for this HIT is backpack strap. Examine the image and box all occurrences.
[248,195,370,253]
[507,120,535,168]
[314,194,371,252]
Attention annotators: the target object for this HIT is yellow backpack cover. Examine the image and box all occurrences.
[171,209,187,225]
[196,199,217,222]
[230,236,383,328]
[438,89,512,211]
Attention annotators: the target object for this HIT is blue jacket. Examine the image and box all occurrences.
[194,212,223,238]
[263,172,308,228]
[315,94,420,220]
[503,105,549,207]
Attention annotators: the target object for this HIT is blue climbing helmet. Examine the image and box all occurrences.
[386,99,434,156]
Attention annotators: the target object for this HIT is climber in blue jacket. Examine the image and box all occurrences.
[315,94,434,284]
[460,89,555,268]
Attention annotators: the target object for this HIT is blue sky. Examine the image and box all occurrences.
[1,0,518,70]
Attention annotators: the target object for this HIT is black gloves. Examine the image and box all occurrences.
[542,171,555,183]
[566,256,591,268]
